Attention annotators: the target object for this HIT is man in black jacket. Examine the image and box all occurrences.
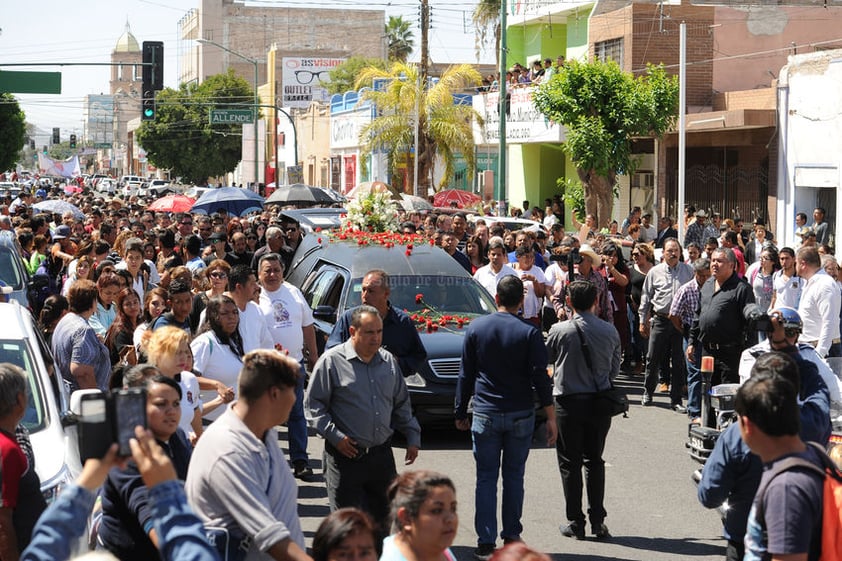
[654,217,678,249]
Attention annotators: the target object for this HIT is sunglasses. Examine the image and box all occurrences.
[209,272,228,279]
[631,252,640,257]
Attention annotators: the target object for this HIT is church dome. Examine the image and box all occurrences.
[115,22,140,53]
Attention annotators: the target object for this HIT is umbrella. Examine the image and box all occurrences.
[397,194,434,212]
[190,187,264,217]
[433,189,482,209]
[147,194,196,213]
[33,199,84,219]
[265,184,339,206]
[345,181,399,199]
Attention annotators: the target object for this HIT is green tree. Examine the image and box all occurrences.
[0,94,26,172]
[136,70,255,185]
[385,15,415,62]
[356,62,482,195]
[533,60,679,227]
[327,57,388,95]
[472,0,501,65]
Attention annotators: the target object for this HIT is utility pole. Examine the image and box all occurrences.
[496,0,508,216]
[416,0,429,196]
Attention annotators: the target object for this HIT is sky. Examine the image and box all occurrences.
[2,0,494,142]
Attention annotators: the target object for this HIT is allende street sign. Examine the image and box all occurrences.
[209,108,255,124]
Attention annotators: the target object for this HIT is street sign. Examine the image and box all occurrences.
[94,143,111,149]
[0,71,61,94]
[210,109,255,124]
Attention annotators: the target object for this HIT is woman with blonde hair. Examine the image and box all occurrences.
[146,326,208,441]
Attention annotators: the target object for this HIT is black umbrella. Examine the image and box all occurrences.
[265,184,341,206]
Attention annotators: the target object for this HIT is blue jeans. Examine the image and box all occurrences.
[287,363,309,463]
[684,337,702,418]
[471,408,535,545]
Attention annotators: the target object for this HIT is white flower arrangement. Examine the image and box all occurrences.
[344,191,400,233]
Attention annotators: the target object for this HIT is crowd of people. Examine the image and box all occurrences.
[479,55,567,92]
[0,179,841,561]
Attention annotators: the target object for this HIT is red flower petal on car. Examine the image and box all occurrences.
[431,323,439,331]
[415,294,424,304]
[405,249,412,256]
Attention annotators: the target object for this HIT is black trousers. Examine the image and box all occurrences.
[555,397,612,526]
[644,315,685,405]
[323,441,397,533]
[704,347,741,386]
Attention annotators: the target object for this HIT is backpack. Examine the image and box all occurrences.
[756,442,842,561]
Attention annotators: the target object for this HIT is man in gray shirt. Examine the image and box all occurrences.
[185,350,311,561]
[305,305,421,534]
[547,280,621,541]
[639,238,694,409]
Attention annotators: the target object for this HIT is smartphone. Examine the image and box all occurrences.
[79,393,111,463]
[114,388,147,457]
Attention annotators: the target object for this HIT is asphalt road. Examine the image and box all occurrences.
[285,369,728,561]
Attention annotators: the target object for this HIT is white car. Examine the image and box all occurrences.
[96,179,116,195]
[138,179,176,198]
[120,175,145,197]
[467,214,548,234]
[0,301,82,504]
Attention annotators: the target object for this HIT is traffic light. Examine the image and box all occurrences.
[142,41,164,92]
[52,128,60,145]
[141,41,163,122]
[29,140,35,150]
[141,92,156,121]
[69,134,77,148]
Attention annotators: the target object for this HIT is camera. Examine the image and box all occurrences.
[748,308,773,333]
[78,388,147,461]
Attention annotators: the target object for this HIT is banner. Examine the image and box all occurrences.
[38,154,81,178]
[282,57,345,109]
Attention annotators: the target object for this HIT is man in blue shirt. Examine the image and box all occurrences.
[326,269,426,378]
[455,274,556,561]
[697,308,830,561]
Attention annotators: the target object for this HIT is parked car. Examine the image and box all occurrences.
[183,186,213,200]
[0,230,38,309]
[137,179,177,199]
[467,214,547,234]
[279,208,347,234]
[119,175,145,197]
[0,301,82,504]
[96,178,116,195]
[284,233,497,424]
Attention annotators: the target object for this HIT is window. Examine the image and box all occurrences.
[346,275,496,315]
[594,38,623,65]
[0,340,48,433]
[303,267,345,311]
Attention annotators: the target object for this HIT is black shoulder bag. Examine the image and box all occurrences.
[573,319,629,418]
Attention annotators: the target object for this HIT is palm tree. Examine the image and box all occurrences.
[385,16,415,63]
[473,0,501,65]
[356,62,482,196]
